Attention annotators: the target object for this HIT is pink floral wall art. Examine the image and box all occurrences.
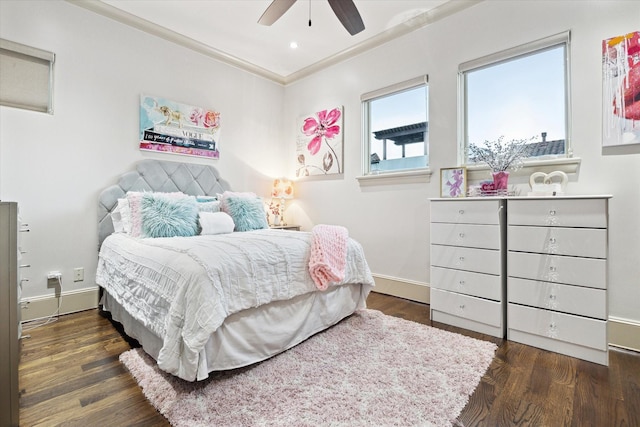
[296,106,344,176]
[602,31,640,147]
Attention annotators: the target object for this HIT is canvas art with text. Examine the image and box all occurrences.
[139,95,221,158]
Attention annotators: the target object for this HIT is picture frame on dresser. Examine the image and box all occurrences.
[439,167,467,198]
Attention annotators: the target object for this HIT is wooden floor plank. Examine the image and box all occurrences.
[18,292,640,426]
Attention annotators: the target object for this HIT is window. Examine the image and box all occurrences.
[0,39,55,114]
[361,76,428,175]
[459,32,570,166]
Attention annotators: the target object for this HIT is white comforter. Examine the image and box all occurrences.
[96,229,374,381]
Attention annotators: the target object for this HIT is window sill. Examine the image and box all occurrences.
[465,157,581,181]
[356,169,432,186]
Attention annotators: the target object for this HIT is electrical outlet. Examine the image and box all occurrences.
[47,271,62,280]
[73,267,84,282]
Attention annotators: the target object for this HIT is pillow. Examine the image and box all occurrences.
[196,195,217,202]
[126,192,144,237]
[224,195,269,232]
[116,198,131,234]
[199,212,235,235]
[111,209,124,233]
[197,200,221,213]
[218,191,257,214]
[140,193,199,238]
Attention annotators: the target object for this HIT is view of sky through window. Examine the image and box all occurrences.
[369,86,428,159]
[466,45,566,146]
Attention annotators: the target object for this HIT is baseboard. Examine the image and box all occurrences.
[371,274,430,304]
[20,287,100,322]
[609,316,640,353]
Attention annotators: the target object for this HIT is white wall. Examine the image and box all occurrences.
[1,0,638,331]
[0,1,286,303]
[283,0,640,323]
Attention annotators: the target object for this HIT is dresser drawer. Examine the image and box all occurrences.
[508,251,606,289]
[508,277,606,319]
[508,226,607,258]
[508,198,607,228]
[431,288,502,328]
[431,200,502,225]
[431,223,500,250]
[508,304,607,351]
[431,266,502,300]
[431,245,501,275]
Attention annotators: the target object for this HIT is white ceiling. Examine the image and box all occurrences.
[72,0,481,84]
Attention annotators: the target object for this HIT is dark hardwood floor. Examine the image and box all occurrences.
[19,292,640,426]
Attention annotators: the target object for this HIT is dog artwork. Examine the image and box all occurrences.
[154,102,184,128]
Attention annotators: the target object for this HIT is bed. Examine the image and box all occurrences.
[96,159,375,381]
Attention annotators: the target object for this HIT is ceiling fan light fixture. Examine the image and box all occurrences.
[258,0,364,36]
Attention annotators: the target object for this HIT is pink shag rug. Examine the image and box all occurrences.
[120,309,496,426]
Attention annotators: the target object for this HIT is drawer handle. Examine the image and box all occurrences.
[459,304,465,309]
[549,237,556,244]
[19,264,31,268]
[549,294,557,300]
[459,280,465,286]
[459,257,465,262]
[549,210,556,216]
[549,322,557,329]
[458,232,465,238]
[549,266,557,272]
[458,209,465,215]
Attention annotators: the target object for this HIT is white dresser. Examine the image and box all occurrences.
[506,196,611,365]
[1,202,22,426]
[429,198,506,338]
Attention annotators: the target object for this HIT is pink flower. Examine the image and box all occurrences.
[203,111,220,129]
[302,108,341,155]
[190,108,204,126]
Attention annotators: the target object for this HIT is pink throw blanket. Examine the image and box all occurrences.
[308,224,349,291]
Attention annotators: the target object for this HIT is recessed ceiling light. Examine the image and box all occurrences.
[289,41,298,49]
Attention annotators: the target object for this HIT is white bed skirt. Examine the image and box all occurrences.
[103,283,370,378]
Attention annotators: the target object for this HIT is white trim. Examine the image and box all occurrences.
[356,169,432,186]
[361,75,428,102]
[371,274,429,304]
[608,316,640,353]
[465,157,581,182]
[20,287,99,322]
[66,0,482,85]
[459,31,570,72]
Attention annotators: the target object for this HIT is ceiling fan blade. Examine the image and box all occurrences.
[258,0,297,26]
[327,0,365,35]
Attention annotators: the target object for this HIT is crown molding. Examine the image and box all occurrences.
[66,0,483,86]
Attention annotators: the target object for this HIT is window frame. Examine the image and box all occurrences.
[360,75,429,178]
[458,32,573,173]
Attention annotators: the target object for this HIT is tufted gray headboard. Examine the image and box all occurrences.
[97,159,231,249]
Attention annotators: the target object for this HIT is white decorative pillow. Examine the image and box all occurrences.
[116,198,132,234]
[199,212,235,235]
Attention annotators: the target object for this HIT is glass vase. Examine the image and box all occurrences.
[492,171,510,193]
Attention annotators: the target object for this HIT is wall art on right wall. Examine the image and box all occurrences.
[602,31,640,147]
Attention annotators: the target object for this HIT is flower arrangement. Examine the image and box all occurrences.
[468,136,535,172]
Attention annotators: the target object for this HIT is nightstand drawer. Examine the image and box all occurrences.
[431,245,501,275]
[431,267,502,300]
[508,277,606,318]
[431,200,501,225]
[508,199,607,228]
[431,288,502,327]
[508,304,607,351]
[508,251,606,289]
[508,226,607,258]
[431,223,500,250]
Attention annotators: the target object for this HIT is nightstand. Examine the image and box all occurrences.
[270,224,301,231]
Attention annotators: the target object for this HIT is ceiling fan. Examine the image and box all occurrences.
[258,0,365,36]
